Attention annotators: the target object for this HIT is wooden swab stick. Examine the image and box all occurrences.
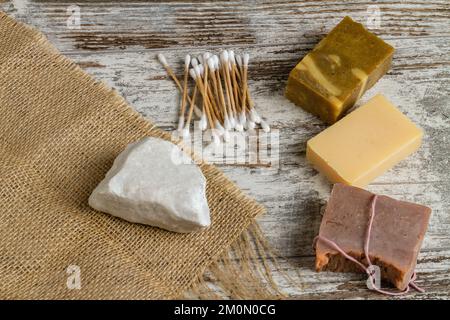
[177,54,191,132]
[212,56,231,131]
[196,63,221,131]
[243,53,270,132]
[218,52,234,128]
[203,58,227,140]
[194,64,208,130]
[202,55,210,130]
[207,57,226,121]
[194,65,214,130]
[206,58,223,121]
[236,54,250,111]
[207,86,223,123]
[202,56,222,124]
[235,54,248,107]
[229,51,242,113]
[229,51,246,127]
[236,55,257,116]
[220,51,239,130]
[238,54,248,126]
[197,62,221,145]
[201,53,218,134]
[208,56,231,134]
[183,83,198,137]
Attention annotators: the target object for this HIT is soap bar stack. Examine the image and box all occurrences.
[285,17,431,294]
[286,16,423,187]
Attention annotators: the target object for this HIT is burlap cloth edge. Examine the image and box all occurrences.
[0,11,266,299]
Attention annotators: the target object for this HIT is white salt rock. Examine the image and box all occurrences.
[88,137,210,233]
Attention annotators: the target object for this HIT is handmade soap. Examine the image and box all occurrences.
[307,94,423,187]
[89,137,211,233]
[286,16,394,123]
[315,183,431,290]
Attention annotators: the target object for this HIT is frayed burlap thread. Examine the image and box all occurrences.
[0,12,291,299]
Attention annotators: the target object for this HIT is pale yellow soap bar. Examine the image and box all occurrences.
[306,94,423,187]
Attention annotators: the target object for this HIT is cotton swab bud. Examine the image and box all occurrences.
[239,110,246,126]
[236,55,242,68]
[177,116,185,132]
[212,132,221,146]
[197,55,204,64]
[260,119,270,133]
[157,53,168,66]
[249,108,261,123]
[200,114,208,131]
[235,122,244,132]
[189,68,197,80]
[203,52,211,61]
[184,54,191,68]
[213,55,220,68]
[243,53,249,67]
[223,130,230,142]
[220,50,229,63]
[224,116,231,131]
[229,115,236,128]
[198,64,204,76]
[229,50,236,65]
[191,57,199,67]
[194,65,201,77]
[207,57,215,71]
[247,119,256,130]
[214,120,225,135]
[182,127,190,139]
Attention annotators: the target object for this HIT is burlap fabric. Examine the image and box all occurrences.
[0,12,266,299]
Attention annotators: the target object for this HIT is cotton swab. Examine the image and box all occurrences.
[211,131,221,146]
[194,65,215,131]
[260,119,271,133]
[214,119,225,136]
[246,118,256,130]
[249,108,261,124]
[158,53,182,89]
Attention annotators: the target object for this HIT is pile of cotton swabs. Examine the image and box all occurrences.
[158,51,270,145]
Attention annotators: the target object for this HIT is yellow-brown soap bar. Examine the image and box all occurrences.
[306,94,423,187]
[286,16,394,124]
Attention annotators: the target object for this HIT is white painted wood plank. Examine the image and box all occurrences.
[1,0,448,298]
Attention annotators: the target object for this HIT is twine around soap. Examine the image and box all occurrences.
[314,195,424,296]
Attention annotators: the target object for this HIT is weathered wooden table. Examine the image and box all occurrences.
[2,0,448,299]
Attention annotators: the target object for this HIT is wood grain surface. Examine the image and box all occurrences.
[1,0,449,299]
